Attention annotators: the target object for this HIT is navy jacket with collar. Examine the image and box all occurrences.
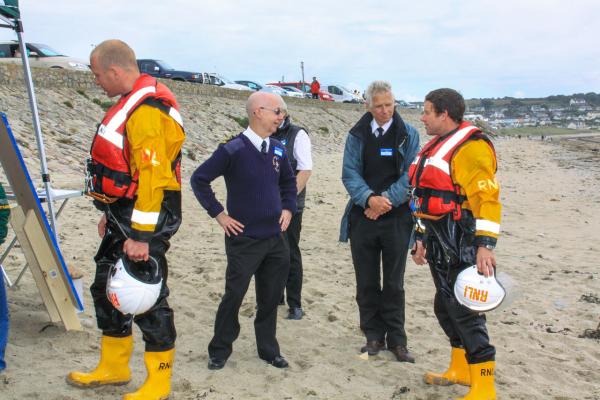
[339,111,420,242]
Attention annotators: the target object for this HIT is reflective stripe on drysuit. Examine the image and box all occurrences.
[125,105,185,241]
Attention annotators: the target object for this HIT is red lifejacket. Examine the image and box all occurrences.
[88,74,183,200]
[408,121,494,221]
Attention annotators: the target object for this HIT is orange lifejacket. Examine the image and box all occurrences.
[88,74,183,200]
[408,121,494,221]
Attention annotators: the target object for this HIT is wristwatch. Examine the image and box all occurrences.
[479,244,495,250]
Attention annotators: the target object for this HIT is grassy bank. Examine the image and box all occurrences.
[497,126,591,136]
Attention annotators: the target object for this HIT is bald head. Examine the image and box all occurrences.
[89,39,140,97]
[246,91,285,117]
[245,91,287,137]
[90,39,138,72]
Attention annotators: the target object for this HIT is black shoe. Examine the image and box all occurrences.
[389,345,415,363]
[208,357,226,370]
[360,340,386,356]
[286,307,304,320]
[263,355,289,369]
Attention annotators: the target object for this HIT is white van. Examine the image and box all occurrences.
[321,84,362,103]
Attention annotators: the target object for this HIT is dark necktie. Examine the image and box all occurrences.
[376,127,384,137]
[261,140,267,154]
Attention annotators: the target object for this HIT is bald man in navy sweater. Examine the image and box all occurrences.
[191,92,297,370]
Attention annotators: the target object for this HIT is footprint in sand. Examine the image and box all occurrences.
[308,288,326,298]
[239,304,255,318]
[208,291,222,302]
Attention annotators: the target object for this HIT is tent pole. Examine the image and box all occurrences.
[14,20,58,240]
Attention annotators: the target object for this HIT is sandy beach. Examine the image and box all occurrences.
[1,82,599,399]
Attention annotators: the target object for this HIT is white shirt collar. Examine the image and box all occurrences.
[370,118,393,136]
[242,127,269,152]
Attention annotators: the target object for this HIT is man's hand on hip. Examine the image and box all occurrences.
[123,239,149,262]
[216,212,245,237]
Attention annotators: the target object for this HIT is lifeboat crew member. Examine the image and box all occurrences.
[66,39,184,400]
[410,88,500,399]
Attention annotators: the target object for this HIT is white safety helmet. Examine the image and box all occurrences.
[454,265,506,312]
[106,256,162,316]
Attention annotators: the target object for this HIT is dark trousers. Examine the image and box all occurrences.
[283,211,303,309]
[425,216,495,364]
[208,233,290,361]
[349,207,413,347]
[311,93,319,99]
[90,227,176,352]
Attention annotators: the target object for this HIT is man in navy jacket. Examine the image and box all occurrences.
[191,92,297,370]
[340,81,420,363]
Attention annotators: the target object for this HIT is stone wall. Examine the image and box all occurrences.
[0,63,363,111]
[0,63,423,187]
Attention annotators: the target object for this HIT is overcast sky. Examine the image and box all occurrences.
[1,0,599,101]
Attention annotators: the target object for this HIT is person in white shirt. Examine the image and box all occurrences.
[272,114,312,320]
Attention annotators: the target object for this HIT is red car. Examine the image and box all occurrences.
[267,81,334,101]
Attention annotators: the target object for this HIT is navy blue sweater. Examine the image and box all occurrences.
[191,134,297,239]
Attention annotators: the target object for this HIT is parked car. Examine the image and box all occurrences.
[260,85,304,98]
[0,41,89,71]
[278,86,304,98]
[267,81,334,101]
[235,80,263,91]
[282,86,311,99]
[395,100,419,109]
[259,85,288,96]
[137,59,203,83]
[321,84,362,103]
[204,73,252,91]
[268,81,310,93]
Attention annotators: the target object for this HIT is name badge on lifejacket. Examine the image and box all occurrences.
[380,148,393,157]
[273,146,283,157]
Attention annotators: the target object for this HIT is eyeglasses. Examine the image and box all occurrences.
[259,106,287,116]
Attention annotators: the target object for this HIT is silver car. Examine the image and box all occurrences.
[0,41,89,71]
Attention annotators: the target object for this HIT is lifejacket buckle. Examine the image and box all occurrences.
[85,191,119,204]
[408,187,421,214]
[84,157,96,193]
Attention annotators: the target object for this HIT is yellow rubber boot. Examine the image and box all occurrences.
[66,335,133,388]
[123,349,175,400]
[457,361,496,400]
[424,347,470,386]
